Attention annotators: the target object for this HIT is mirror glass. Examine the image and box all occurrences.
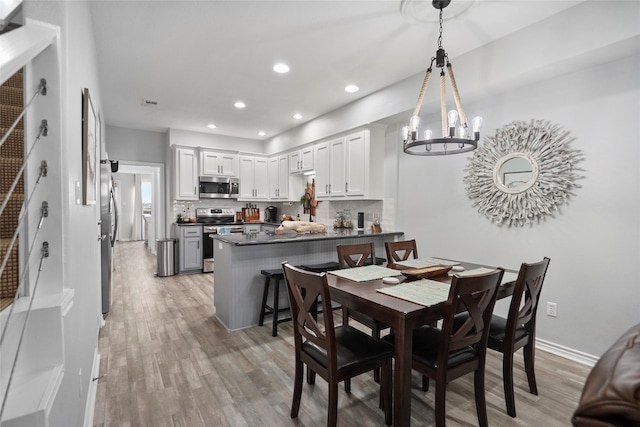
[493,153,538,194]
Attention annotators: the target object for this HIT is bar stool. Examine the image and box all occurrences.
[259,269,292,337]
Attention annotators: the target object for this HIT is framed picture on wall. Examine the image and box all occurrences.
[82,88,97,205]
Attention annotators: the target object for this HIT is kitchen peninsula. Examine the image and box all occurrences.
[212,228,403,330]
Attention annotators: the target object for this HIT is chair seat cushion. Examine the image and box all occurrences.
[487,314,527,344]
[303,325,393,371]
[383,326,477,368]
[299,262,341,273]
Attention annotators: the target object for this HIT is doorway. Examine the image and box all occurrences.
[114,162,165,255]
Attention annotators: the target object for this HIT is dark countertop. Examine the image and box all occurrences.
[174,222,202,226]
[213,228,403,246]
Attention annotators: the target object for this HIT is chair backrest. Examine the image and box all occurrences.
[440,269,505,359]
[282,262,336,361]
[507,257,550,335]
[336,242,375,269]
[385,240,419,266]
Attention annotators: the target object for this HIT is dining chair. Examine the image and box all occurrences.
[336,242,392,355]
[484,257,551,417]
[384,268,504,427]
[384,239,419,268]
[281,262,393,427]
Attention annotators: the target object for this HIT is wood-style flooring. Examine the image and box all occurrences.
[93,241,590,426]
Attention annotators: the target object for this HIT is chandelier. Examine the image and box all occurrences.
[402,0,482,156]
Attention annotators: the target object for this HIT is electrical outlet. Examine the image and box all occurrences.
[546,302,557,317]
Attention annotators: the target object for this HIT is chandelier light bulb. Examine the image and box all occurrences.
[472,116,483,140]
[402,125,410,141]
[424,129,432,140]
[458,125,467,139]
[410,116,420,132]
[448,110,459,128]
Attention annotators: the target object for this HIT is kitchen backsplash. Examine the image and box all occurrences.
[172,199,386,229]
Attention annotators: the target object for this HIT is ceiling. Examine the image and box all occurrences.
[90,0,583,141]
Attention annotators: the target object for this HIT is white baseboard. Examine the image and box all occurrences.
[536,337,598,367]
[83,348,100,427]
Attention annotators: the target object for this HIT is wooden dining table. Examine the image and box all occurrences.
[326,260,516,427]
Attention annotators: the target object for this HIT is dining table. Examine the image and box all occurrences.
[325,258,518,427]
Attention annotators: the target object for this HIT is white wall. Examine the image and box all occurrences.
[22,1,104,426]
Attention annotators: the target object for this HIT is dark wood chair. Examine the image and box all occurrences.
[486,257,550,417]
[337,243,391,337]
[454,258,550,417]
[384,239,419,268]
[337,242,391,384]
[384,268,504,427]
[281,262,393,427]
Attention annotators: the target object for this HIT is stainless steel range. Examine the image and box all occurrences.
[196,208,244,272]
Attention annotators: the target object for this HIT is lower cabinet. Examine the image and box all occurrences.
[177,225,202,273]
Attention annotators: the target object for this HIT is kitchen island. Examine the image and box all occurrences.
[212,228,404,331]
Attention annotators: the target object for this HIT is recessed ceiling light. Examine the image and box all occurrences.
[273,63,290,73]
[234,101,246,109]
[345,85,359,93]
[293,113,303,120]
[258,131,266,136]
[207,124,216,129]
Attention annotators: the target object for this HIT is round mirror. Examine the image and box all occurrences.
[493,153,538,194]
[464,120,583,226]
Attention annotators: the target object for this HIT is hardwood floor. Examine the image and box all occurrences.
[93,241,590,426]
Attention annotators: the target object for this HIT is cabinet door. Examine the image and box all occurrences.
[300,146,314,172]
[183,237,202,270]
[314,142,330,198]
[201,151,221,176]
[219,153,238,176]
[268,157,280,198]
[278,155,289,198]
[254,157,269,199]
[345,131,366,196]
[238,156,255,198]
[176,147,198,200]
[329,137,346,197]
[289,151,301,174]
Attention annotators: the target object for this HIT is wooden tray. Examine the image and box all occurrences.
[401,265,452,281]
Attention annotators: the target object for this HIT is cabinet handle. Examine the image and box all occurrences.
[194,186,197,194]
[345,182,348,192]
[329,184,332,194]
[325,184,328,193]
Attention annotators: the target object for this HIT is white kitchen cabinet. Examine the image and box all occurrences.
[239,155,269,200]
[200,150,238,177]
[175,146,198,200]
[313,129,381,200]
[289,146,314,174]
[269,154,289,199]
[314,137,346,198]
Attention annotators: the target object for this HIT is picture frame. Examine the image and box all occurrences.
[82,88,97,205]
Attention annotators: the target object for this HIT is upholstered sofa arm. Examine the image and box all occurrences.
[572,323,640,426]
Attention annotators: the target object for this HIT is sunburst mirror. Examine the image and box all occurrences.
[463,119,583,226]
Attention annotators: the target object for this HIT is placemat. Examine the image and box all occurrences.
[395,257,461,269]
[328,265,403,282]
[376,279,451,306]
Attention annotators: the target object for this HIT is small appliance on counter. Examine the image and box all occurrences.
[265,206,278,223]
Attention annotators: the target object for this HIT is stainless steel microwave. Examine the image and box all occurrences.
[199,176,239,199]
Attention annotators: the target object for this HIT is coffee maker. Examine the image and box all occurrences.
[265,206,278,223]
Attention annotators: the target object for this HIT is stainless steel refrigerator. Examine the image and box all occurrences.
[100,158,118,314]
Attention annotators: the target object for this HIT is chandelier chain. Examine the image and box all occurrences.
[437,8,444,49]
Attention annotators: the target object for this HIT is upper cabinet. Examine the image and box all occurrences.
[289,146,314,174]
[200,150,238,177]
[239,155,269,200]
[314,129,383,201]
[269,154,289,200]
[175,146,199,200]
